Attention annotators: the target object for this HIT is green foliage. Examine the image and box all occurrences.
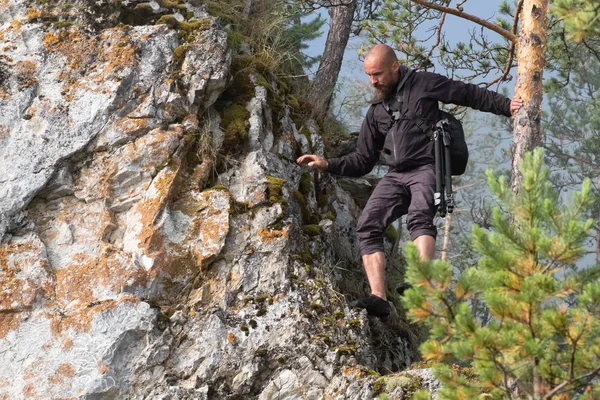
[551,0,600,42]
[403,149,600,398]
[209,0,323,73]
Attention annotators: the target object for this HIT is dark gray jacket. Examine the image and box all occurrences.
[326,67,511,176]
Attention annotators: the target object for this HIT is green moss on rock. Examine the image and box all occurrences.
[299,172,312,197]
[157,0,183,8]
[373,374,424,396]
[155,14,179,28]
[266,176,287,204]
[303,224,322,237]
[221,104,250,150]
[207,184,228,192]
[173,43,190,65]
[384,224,398,243]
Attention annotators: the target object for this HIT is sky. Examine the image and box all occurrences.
[303,0,514,128]
[304,0,509,81]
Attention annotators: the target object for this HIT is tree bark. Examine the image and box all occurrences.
[510,0,549,194]
[308,0,356,119]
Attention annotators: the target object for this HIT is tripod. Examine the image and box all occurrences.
[433,119,454,218]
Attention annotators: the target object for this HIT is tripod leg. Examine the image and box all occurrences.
[434,129,446,217]
[442,128,454,213]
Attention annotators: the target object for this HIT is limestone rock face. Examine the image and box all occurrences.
[0,1,422,399]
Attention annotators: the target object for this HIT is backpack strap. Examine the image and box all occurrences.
[401,71,435,140]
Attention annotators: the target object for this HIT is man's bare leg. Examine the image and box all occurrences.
[413,235,435,261]
[362,251,386,300]
[352,251,390,317]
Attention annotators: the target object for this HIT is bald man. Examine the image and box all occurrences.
[298,44,523,317]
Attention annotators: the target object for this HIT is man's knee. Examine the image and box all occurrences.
[407,218,437,241]
[356,205,388,256]
[413,234,436,260]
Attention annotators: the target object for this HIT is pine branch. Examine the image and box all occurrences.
[408,0,518,42]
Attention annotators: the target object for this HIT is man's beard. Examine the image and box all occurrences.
[373,83,396,101]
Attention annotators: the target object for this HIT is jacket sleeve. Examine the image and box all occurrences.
[326,106,384,177]
[422,72,511,117]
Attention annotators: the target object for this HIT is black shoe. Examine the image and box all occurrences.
[350,295,390,317]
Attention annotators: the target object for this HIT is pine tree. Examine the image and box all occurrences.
[543,45,600,264]
[403,148,600,399]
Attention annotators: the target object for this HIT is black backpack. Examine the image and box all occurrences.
[384,69,469,176]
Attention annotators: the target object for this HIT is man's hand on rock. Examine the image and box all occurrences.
[296,154,328,172]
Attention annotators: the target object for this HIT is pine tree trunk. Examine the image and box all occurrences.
[308,0,356,119]
[510,0,549,194]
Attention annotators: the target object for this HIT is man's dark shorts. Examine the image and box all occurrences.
[356,164,437,256]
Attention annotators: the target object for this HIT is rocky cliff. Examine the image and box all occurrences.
[0,1,428,398]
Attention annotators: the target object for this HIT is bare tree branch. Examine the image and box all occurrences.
[486,0,523,88]
[408,0,518,42]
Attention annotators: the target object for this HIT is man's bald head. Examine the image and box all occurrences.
[364,44,401,100]
[364,44,398,68]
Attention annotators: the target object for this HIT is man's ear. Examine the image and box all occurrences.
[392,61,400,74]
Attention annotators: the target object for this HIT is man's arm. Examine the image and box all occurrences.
[422,72,516,117]
[297,107,384,177]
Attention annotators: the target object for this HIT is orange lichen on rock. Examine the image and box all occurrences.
[22,383,36,398]
[10,19,22,34]
[62,338,73,350]
[257,227,289,243]
[49,299,121,335]
[42,27,138,101]
[26,8,42,20]
[54,249,148,310]
[42,28,97,100]
[15,60,38,89]
[97,361,110,374]
[43,32,60,47]
[48,363,76,384]
[0,313,23,339]
[0,241,52,313]
[113,117,154,138]
[133,132,189,251]
[98,30,137,75]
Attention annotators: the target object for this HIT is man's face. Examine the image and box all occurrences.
[364,57,400,100]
